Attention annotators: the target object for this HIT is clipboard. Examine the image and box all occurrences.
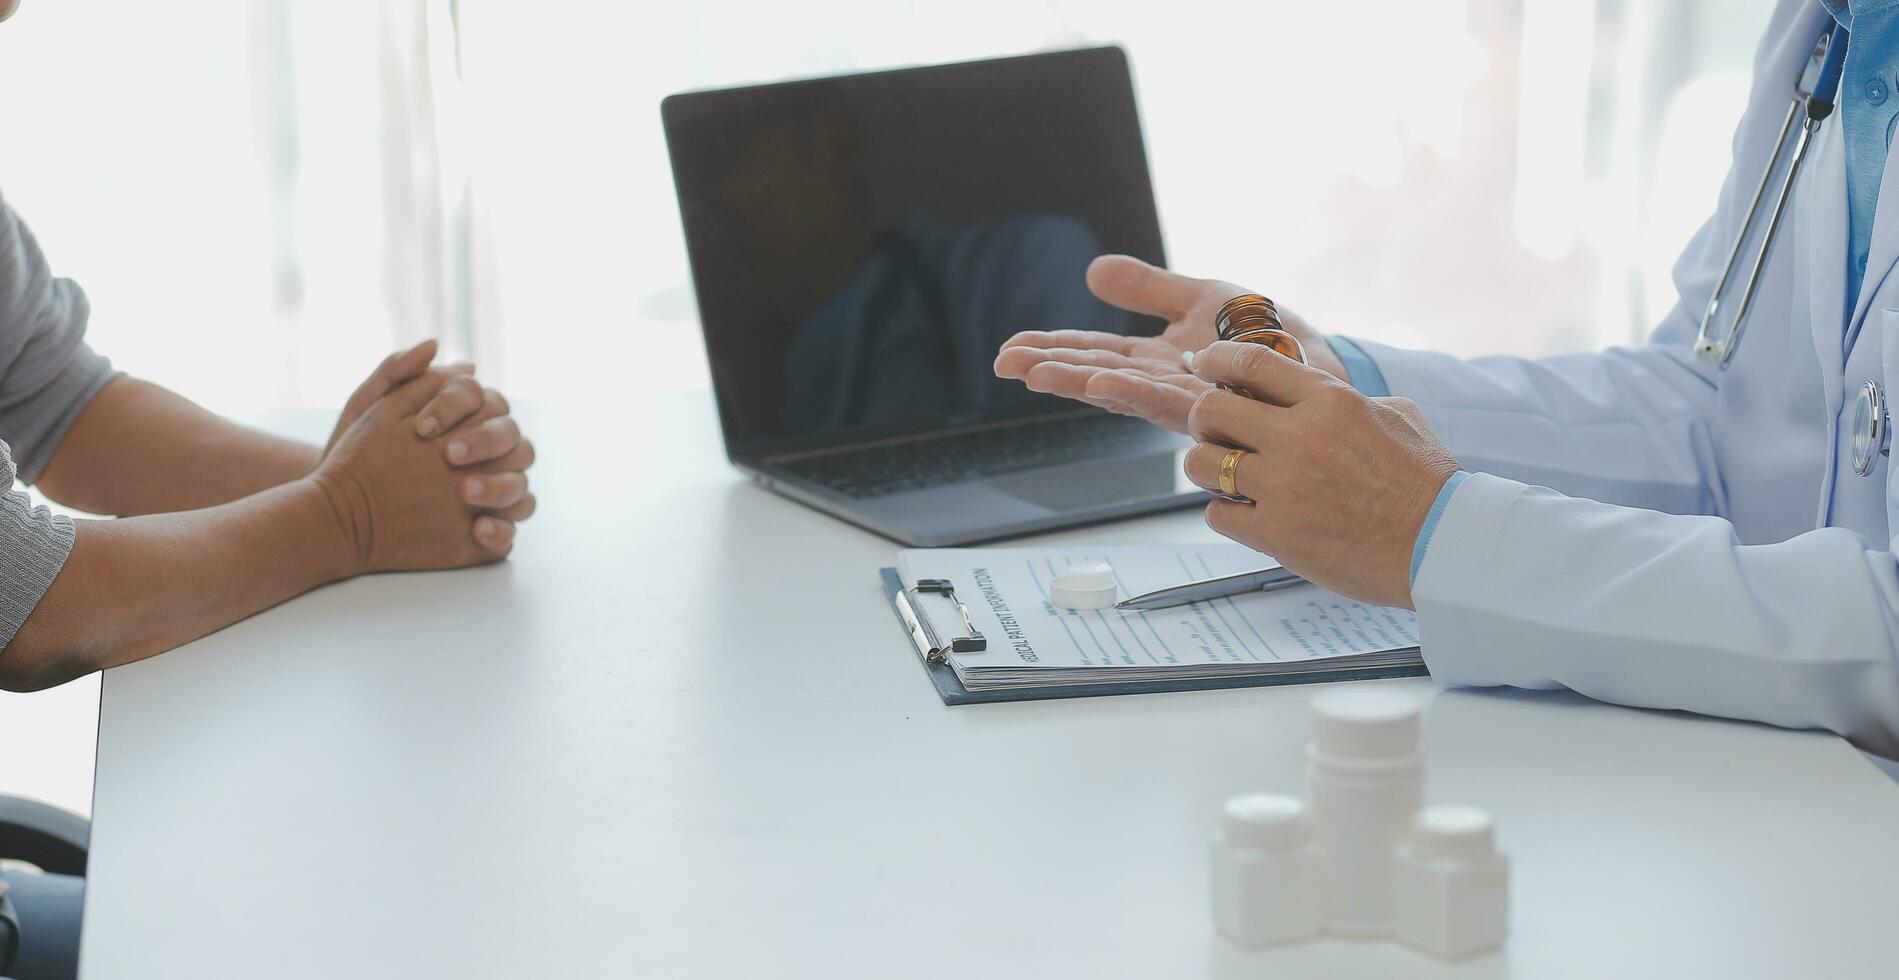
[881,568,1430,706]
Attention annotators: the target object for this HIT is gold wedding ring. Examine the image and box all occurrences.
[1218,447,1252,503]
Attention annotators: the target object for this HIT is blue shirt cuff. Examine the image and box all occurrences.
[1325,336,1391,397]
[1410,470,1470,586]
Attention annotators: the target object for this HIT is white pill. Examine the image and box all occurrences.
[1181,349,1196,371]
[1051,564,1118,610]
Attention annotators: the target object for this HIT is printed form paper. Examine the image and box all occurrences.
[898,544,1421,689]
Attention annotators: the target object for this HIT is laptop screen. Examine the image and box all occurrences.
[662,46,1167,458]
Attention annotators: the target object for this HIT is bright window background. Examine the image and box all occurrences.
[0,0,1777,815]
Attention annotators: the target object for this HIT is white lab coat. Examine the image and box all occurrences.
[1356,0,1899,757]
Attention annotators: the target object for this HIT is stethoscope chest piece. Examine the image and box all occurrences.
[1853,380,1891,477]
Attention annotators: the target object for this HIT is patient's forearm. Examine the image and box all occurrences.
[0,477,351,690]
[36,376,320,516]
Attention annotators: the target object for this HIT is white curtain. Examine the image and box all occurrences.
[0,0,1781,416]
[376,0,501,366]
[251,0,493,375]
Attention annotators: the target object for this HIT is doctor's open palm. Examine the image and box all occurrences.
[993,255,1347,431]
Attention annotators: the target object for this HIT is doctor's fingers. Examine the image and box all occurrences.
[1085,370,1204,427]
[1014,360,1133,409]
[1187,387,1287,452]
[1181,441,1275,497]
[997,344,1148,380]
[1191,340,1340,407]
[1085,254,1229,320]
[1204,494,1284,550]
[998,329,1141,356]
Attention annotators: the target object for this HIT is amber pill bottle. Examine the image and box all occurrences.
[1213,293,1307,399]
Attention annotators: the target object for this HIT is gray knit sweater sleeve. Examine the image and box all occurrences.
[0,440,74,650]
[0,190,116,650]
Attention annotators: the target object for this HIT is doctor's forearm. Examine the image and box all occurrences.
[0,478,352,691]
[1410,472,1899,757]
[1336,338,1721,514]
[35,376,321,516]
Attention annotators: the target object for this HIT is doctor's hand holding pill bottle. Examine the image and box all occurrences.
[1178,342,1459,610]
[995,255,1453,609]
[993,255,1348,433]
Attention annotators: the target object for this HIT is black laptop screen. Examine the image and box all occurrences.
[662,46,1167,457]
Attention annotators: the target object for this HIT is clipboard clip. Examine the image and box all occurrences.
[894,578,987,665]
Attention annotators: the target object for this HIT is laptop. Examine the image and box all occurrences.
[661,46,1202,546]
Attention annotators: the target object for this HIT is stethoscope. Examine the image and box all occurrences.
[1694,23,1894,477]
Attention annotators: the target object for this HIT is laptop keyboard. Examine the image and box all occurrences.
[775,413,1180,499]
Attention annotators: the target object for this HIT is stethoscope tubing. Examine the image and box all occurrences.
[1695,22,1848,369]
[1689,23,1897,478]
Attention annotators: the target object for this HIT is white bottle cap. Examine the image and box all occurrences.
[1221,793,1306,852]
[1408,805,1496,861]
[1309,686,1422,759]
[1050,562,1117,610]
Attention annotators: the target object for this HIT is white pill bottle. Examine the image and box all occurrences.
[1306,686,1423,937]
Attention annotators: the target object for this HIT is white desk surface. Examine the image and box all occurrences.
[79,393,1899,979]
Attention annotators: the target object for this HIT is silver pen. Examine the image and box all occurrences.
[1115,565,1307,611]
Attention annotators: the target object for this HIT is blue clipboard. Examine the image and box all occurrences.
[881,567,1428,706]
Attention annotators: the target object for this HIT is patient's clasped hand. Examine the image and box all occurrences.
[0,338,537,693]
[315,340,539,573]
